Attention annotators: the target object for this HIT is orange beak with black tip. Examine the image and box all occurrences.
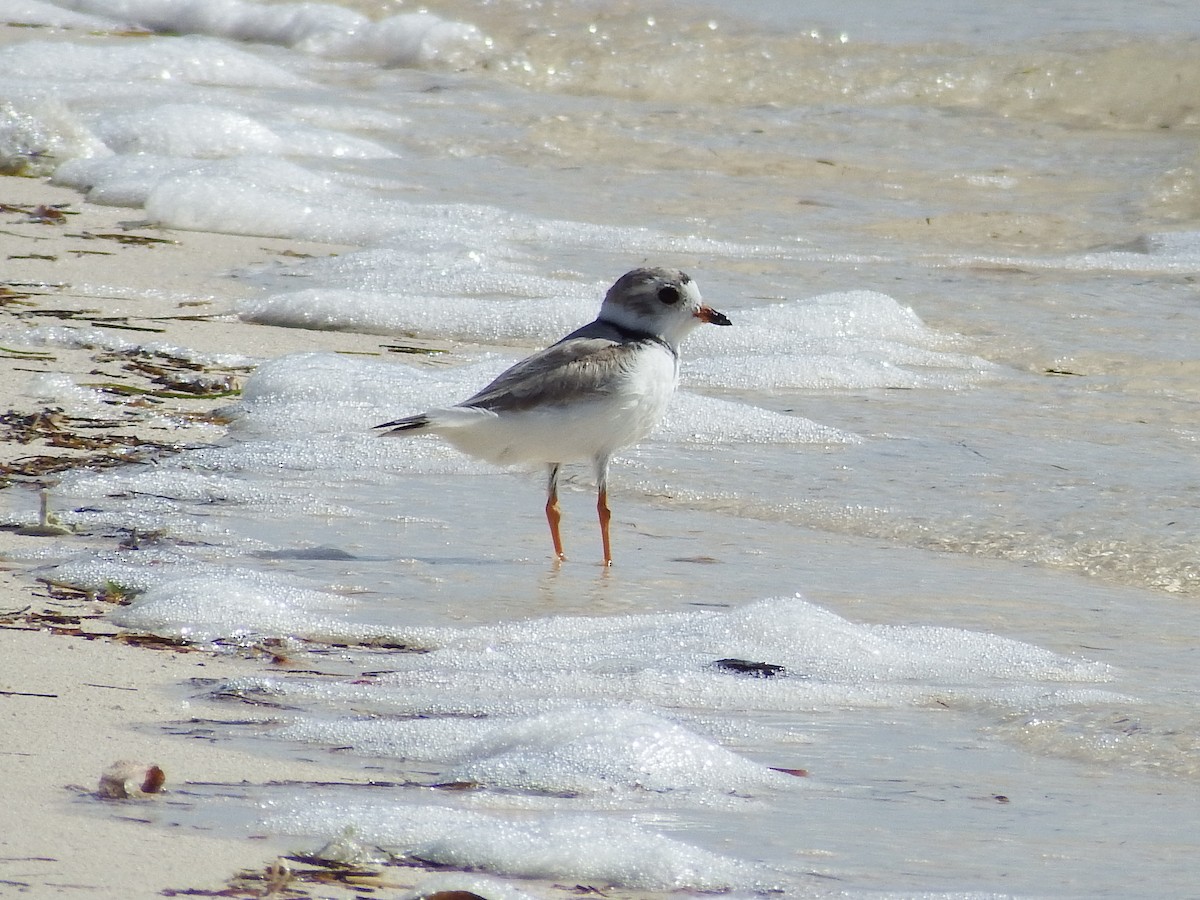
[695,305,732,326]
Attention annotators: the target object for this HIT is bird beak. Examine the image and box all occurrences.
[695,305,732,326]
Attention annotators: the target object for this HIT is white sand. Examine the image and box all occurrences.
[0,174,418,898]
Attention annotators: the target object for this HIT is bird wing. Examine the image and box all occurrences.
[461,335,643,413]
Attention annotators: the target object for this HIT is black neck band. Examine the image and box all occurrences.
[604,320,677,357]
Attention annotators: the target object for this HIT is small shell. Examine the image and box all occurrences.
[97,761,166,799]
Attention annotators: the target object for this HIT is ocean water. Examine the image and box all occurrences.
[3,0,1200,896]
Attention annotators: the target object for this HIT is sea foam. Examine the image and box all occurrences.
[43,0,490,67]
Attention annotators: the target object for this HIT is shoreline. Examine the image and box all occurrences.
[0,173,416,898]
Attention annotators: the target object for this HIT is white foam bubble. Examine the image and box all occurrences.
[728,291,945,346]
[238,247,598,341]
[0,35,305,89]
[0,95,110,176]
[195,187,531,248]
[230,352,443,439]
[144,174,352,240]
[102,575,1113,707]
[49,0,489,68]
[265,247,569,296]
[6,0,121,28]
[85,101,396,162]
[241,288,593,342]
[408,595,1113,689]
[57,155,333,211]
[270,124,395,160]
[266,798,768,892]
[93,104,285,158]
[279,707,788,797]
[975,230,1200,274]
[658,392,856,444]
[141,173,456,242]
[23,373,112,417]
[46,437,437,543]
[110,571,394,644]
[0,323,254,369]
[46,551,217,596]
[295,11,490,68]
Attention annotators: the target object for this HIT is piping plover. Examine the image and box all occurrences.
[376,267,731,564]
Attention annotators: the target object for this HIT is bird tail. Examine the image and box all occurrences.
[374,414,431,435]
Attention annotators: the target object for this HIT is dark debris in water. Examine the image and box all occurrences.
[163,855,402,897]
[0,201,76,224]
[0,451,145,480]
[710,657,788,678]
[65,230,178,247]
[381,342,446,356]
[0,408,181,450]
[254,546,360,561]
[0,339,251,483]
[0,407,186,484]
[113,632,199,652]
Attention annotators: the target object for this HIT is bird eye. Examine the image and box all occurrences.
[657,285,681,305]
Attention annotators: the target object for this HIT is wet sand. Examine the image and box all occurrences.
[0,173,402,898]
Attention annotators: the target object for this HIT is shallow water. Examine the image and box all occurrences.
[4,0,1200,895]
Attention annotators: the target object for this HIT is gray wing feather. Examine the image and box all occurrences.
[462,326,639,413]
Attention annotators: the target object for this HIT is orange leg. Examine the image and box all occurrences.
[597,484,613,566]
[545,464,566,561]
